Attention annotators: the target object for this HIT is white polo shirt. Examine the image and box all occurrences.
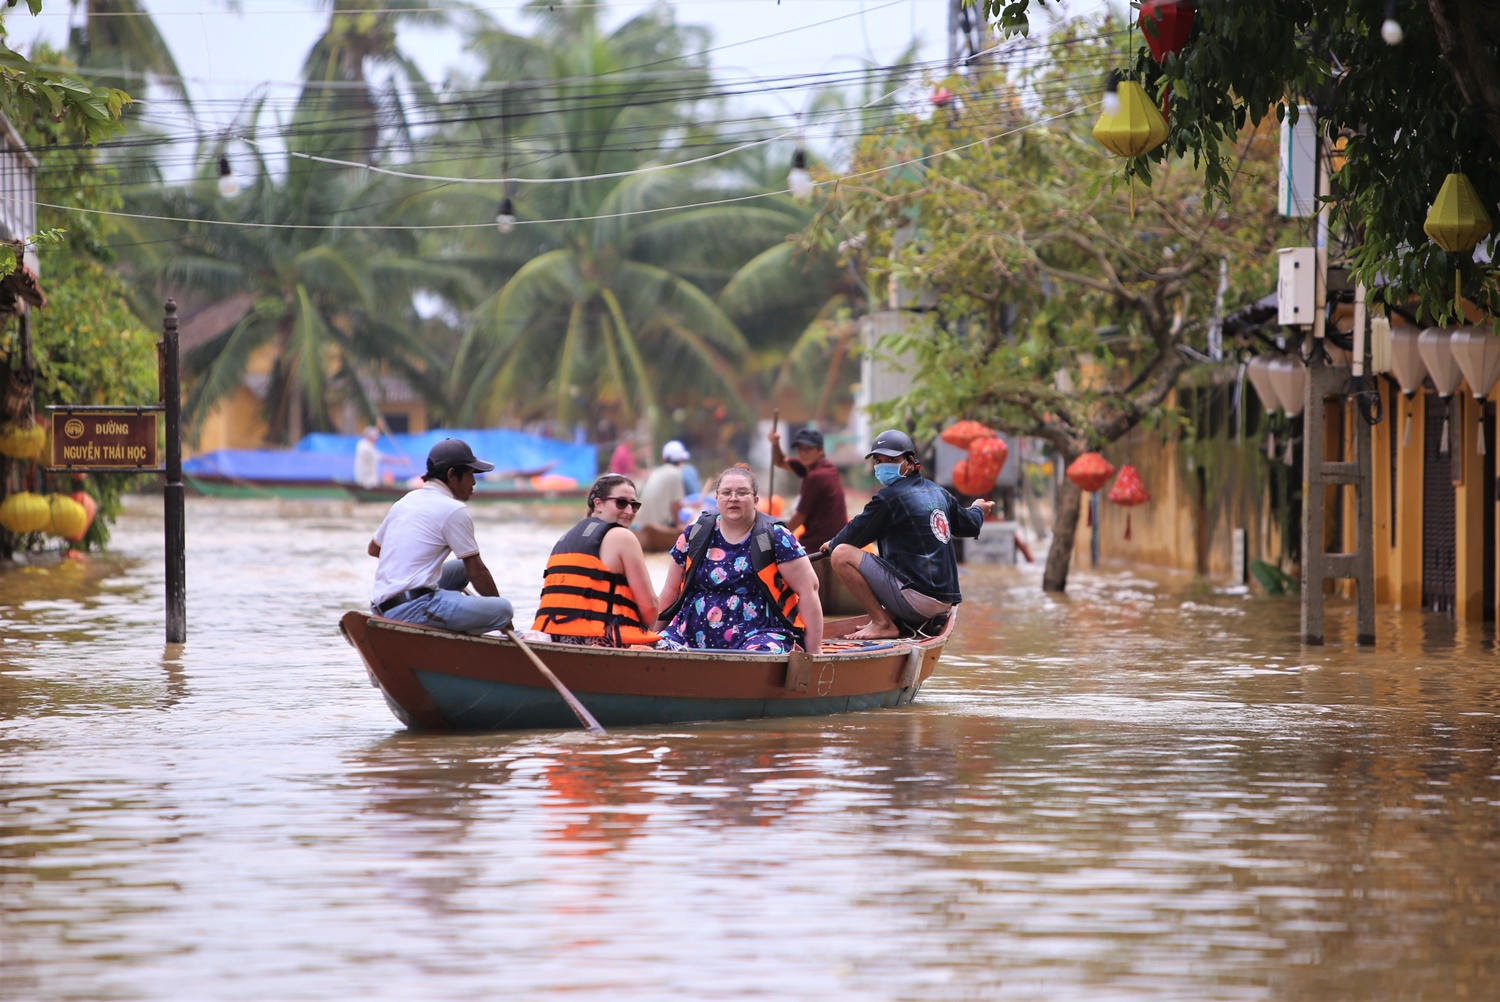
[370,480,481,607]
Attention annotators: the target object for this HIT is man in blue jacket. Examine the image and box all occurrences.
[821,430,993,640]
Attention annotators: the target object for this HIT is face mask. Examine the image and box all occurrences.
[873,462,904,486]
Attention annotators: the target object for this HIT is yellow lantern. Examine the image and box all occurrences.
[1092,81,1169,158]
[0,491,53,534]
[47,494,88,540]
[0,421,45,459]
[1423,172,1494,311]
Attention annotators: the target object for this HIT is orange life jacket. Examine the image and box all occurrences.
[659,511,805,637]
[532,517,660,646]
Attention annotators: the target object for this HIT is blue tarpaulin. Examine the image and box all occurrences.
[185,430,596,486]
[295,428,597,485]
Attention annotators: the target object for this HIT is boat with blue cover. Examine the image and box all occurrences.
[339,610,954,731]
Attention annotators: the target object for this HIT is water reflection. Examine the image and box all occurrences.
[1,497,1497,999]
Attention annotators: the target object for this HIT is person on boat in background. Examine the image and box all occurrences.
[768,425,848,550]
[821,430,992,641]
[635,439,690,547]
[655,466,823,655]
[353,425,383,489]
[532,474,661,647]
[608,432,638,477]
[367,439,514,635]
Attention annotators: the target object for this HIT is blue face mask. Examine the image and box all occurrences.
[873,462,904,486]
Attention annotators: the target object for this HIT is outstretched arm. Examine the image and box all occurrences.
[778,555,823,656]
[463,553,500,597]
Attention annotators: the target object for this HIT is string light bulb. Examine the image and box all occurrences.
[495,196,516,234]
[216,155,240,199]
[1381,1,1403,44]
[788,148,813,200]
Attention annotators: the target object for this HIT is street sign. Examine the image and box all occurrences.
[49,408,162,472]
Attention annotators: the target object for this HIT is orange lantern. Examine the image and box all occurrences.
[940,420,995,449]
[68,491,98,543]
[1065,452,1115,493]
[1107,464,1150,540]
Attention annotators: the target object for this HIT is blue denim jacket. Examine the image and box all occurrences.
[826,474,983,604]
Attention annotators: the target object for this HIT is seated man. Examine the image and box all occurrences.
[367,439,514,635]
[821,430,993,640]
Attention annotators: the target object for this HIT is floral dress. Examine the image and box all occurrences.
[659,519,807,653]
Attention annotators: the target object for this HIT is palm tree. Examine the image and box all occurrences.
[67,0,193,108]
[428,1,807,434]
[122,136,469,444]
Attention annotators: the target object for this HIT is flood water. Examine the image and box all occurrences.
[3,495,1499,1000]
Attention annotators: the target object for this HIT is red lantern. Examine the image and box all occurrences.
[968,436,1009,481]
[952,458,996,497]
[67,491,98,543]
[1106,464,1150,540]
[1066,452,1115,493]
[1138,0,1195,64]
[941,420,995,450]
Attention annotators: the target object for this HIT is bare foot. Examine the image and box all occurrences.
[842,622,900,641]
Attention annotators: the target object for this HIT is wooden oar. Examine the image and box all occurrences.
[767,407,779,512]
[503,627,606,735]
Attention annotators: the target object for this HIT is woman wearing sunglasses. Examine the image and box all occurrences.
[532,474,661,647]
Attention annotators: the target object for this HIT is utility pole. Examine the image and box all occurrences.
[948,0,987,74]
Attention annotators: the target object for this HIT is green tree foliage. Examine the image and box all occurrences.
[0,2,129,158]
[1,50,151,554]
[991,0,1500,322]
[830,42,1287,590]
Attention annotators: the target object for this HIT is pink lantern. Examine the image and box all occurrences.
[1267,356,1307,418]
[1246,354,1280,414]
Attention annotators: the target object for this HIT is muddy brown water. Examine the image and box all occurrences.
[2,496,1498,1000]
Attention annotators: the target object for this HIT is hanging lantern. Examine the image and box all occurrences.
[1092,81,1169,159]
[0,421,45,460]
[1245,354,1281,414]
[1448,327,1500,456]
[1418,326,1464,452]
[1106,464,1150,540]
[46,494,88,541]
[0,491,53,534]
[940,420,996,450]
[968,436,1010,482]
[1138,0,1195,63]
[1267,356,1307,417]
[1066,452,1116,493]
[953,458,995,496]
[1389,326,1429,447]
[68,491,98,543]
[1423,173,1494,311]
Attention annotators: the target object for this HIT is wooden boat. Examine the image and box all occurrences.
[340,610,954,731]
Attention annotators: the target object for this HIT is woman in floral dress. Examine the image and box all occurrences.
[655,467,823,654]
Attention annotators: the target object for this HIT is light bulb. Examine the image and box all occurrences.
[1102,69,1122,116]
[788,148,814,200]
[216,155,240,199]
[495,196,516,234]
[1381,17,1403,44]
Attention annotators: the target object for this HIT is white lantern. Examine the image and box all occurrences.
[1418,327,1463,452]
[1268,356,1307,418]
[1449,327,1500,455]
[1246,354,1281,414]
[1389,326,1428,447]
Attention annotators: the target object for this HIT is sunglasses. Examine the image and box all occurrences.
[603,496,643,511]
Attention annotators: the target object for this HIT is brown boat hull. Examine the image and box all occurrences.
[340,611,953,731]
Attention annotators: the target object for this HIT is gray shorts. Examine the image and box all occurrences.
[857,552,952,628]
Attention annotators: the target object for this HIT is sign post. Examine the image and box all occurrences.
[46,300,185,642]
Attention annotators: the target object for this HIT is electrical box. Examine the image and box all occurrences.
[1279,104,1318,217]
[1277,247,1315,325]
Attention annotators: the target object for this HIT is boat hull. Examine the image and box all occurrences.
[340,611,951,731]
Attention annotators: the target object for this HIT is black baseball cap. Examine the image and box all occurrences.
[790,427,824,449]
[426,438,495,477]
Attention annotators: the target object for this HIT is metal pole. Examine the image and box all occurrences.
[163,299,186,643]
